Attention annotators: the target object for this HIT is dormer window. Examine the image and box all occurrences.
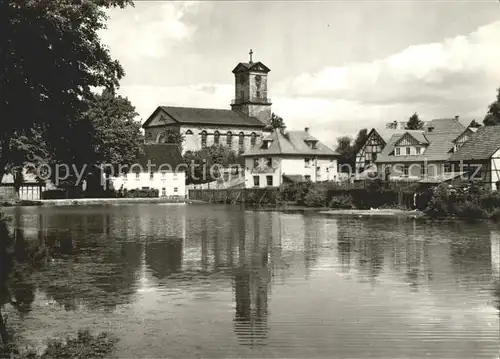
[305,140,318,149]
[395,147,400,156]
[261,140,272,150]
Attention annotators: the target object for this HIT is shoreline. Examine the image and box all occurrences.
[1,198,190,207]
[319,208,424,218]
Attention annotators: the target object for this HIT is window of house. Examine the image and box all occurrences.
[395,147,400,156]
[226,132,232,147]
[250,133,257,147]
[262,140,270,149]
[304,158,311,168]
[214,131,220,146]
[266,175,273,186]
[135,172,140,179]
[416,147,421,155]
[150,172,154,180]
[253,175,260,187]
[444,163,452,173]
[420,165,426,177]
[256,90,261,98]
[266,158,272,168]
[305,175,311,181]
[238,132,245,153]
[406,147,411,155]
[201,131,207,148]
[253,159,259,168]
[161,188,166,197]
[174,187,178,193]
[402,165,409,176]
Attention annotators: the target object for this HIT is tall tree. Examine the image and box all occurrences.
[352,128,369,154]
[406,113,424,130]
[270,113,285,129]
[0,0,133,182]
[483,87,500,126]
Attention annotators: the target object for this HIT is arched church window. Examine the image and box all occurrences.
[226,131,232,147]
[185,129,193,135]
[238,132,245,153]
[214,131,220,146]
[250,132,257,147]
[201,131,207,149]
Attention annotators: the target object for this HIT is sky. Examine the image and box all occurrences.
[99,0,500,147]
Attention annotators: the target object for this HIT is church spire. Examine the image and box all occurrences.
[249,49,253,64]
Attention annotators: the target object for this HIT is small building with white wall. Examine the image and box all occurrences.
[111,144,186,198]
[241,127,339,188]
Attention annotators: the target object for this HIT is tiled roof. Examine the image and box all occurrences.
[241,129,339,157]
[375,118,465,163]
[395,131,429,145]
[143,106,265,128]
[448,125,500,161]
[134,144,184,171]
[419,172,465,184]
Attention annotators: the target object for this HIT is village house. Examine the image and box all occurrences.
[142,50,273,155]
[111,144,186,198]
[241,127,339,188]
[373,118,466,181]
[356,117,465,175]
[447,125,500,190]
[0,170,46,201]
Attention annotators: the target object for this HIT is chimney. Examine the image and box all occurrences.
[455,115,459,120]
[304,127,309,133]
[428,126,434,132]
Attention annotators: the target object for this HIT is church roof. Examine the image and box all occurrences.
[232,61,270,74]
[242,129,339,157]
[142,106,265,128]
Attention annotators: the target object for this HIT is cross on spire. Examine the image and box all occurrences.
[249,49,253,63]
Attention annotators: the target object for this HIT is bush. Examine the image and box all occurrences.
[424,184,452,218]
[329,194,354,209]
[489,208,500,222]
[123,189,159,198]
[453,201,487,220]
[303,187,327,207]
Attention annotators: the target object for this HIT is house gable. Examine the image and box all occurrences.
[142,107,179,129]
[394,133,426,146]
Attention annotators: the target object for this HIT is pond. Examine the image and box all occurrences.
[1,204,499,358]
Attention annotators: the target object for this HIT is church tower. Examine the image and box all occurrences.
[231,49,272,125]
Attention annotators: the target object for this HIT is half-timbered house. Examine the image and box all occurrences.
[448,125,500,190]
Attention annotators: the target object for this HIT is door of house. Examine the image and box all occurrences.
[161,188,166,197]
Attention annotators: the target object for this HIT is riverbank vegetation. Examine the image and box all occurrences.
[424,183,500,221]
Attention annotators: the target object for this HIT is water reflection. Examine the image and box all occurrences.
[233,212,271,347]
[1,205,499,358]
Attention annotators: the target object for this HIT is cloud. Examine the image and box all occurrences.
[99,2,200,60]
[115,18,500,147]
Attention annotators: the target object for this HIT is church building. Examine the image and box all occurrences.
[142,50,273,155]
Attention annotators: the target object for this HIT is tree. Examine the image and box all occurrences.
[160,129,185,146]
[406,113,424,130]
[335,136,353,172]
[0,0,134,183]
[352,128,368,155]
[270,113,285,129]
[469,119,481,128]
[184,145,240,184]
[483,87,500,126]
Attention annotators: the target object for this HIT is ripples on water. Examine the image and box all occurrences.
[1,204,500,358]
